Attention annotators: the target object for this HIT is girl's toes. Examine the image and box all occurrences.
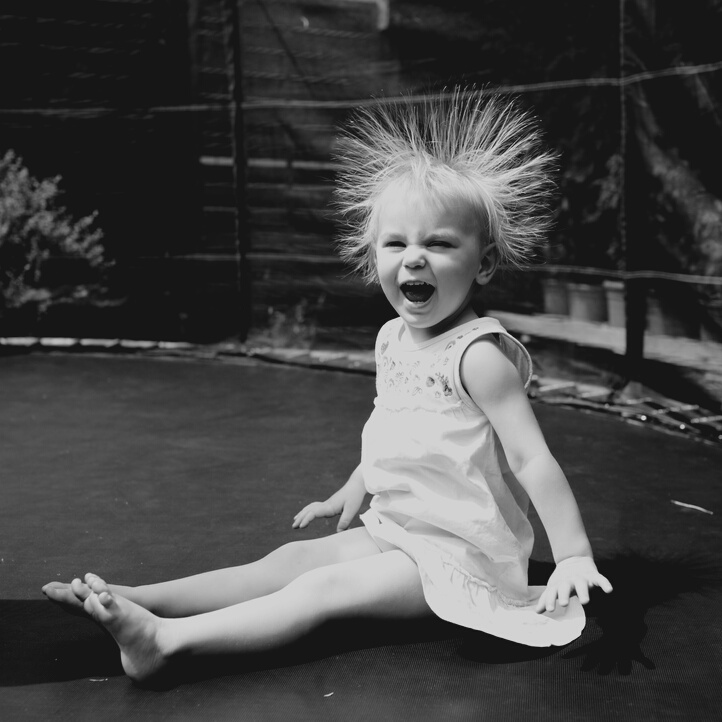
[70,577,92,601]
[86,574,110,596]
[42,582,87,615]
[84,588,113,620]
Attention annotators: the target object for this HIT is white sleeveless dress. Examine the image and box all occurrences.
[360,316,585,647]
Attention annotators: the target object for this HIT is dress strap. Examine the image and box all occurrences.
[450,318,533,411]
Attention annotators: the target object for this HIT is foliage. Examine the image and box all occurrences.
[0,150,111,315]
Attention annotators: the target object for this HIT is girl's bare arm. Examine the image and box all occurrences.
[460,339,612,612]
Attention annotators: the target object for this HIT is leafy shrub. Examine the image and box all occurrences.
[0,149,111,315]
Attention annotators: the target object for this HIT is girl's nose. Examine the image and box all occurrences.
[402,246,426,268]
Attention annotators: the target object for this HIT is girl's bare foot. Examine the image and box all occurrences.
[81,573,171,683]
[42,577,93,616]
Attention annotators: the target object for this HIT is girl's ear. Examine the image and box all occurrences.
[475,243,499,286]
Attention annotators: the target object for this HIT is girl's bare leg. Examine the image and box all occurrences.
[77,550,430,682]
[43,527,380,617]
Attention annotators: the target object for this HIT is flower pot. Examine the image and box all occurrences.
[646,293,699,338]
[541,278,569,315]
[700,326,719,342]
[699,298,722,342]
[603,280,625,327]
[568,282,607,323]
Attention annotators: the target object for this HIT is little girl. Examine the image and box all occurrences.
[43,89,612,682]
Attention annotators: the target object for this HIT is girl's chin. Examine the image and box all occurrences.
[398,302,437,326]
[401,299,433,314]
[398,303,477,339]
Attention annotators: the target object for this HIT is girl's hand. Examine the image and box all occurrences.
[293,466,367,532]
[293,499,345,530]
[535,556,612,614]
[293,497,363,532]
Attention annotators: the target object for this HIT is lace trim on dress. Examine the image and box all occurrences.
[376,322,486,404]
[437,556,532,608]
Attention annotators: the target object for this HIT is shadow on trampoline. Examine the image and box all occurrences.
[560,550,722,676]
[2,550,717,688]
[0,600,123,685]
[0,601,536,689]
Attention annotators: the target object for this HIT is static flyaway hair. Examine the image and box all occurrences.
[333,88,558,283]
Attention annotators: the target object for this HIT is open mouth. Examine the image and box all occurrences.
[400,281,435,303]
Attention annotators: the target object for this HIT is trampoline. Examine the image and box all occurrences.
[1,349,720,721]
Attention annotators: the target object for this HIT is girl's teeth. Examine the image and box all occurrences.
[401,283,434,302]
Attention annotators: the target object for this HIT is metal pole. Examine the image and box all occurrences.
[224,0,252,341]
[619,0,645,384]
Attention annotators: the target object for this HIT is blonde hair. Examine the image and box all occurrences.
[333,89,557,283]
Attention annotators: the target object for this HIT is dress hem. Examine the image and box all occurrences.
[360,508,586,648]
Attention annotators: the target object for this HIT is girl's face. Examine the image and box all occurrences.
[375,184,495,344]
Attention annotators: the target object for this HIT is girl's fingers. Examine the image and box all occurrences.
[537,570,613,614]
[293,502,339,528]
[292,509,316,528]
[538,586,557,613]
[573,581,590,605]
[597,574,614,593]
[337,504,356,532]
[556,584,571,608]
[293,506,312,522]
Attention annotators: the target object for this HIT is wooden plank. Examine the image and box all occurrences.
[248,254,389,329]
[240,104,349,126]
[250,229,336,255]
[241,47,399,83]
[491,310,722,375]
[242,74,391,102]
[249,206,337,231]
[240,20,376,42]
[202,208,237,235]
[198,233,240,252]
[202,182,237,205]
[239,28,381,63]
[244,128,338,160]
[32,18,154,47]
[195,71,231,96]
[246,160,337,185]
[242,77,345,101]
[246,181,334,208]
[240,0,378,33]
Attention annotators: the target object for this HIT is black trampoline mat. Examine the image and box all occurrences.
[1,353,720,721]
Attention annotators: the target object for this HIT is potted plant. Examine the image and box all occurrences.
[0,150,114,337]
[602,278,625,327]
[540,273,570,315]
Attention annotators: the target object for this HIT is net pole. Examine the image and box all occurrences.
[619,0,646,383]
[223,0,252,341]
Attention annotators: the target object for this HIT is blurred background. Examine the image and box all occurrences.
[1,0,721,408]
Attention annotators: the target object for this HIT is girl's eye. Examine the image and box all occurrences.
[383,240,405,248]
[429,240,452,248]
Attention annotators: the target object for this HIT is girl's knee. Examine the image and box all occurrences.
[287,552,430,620]
[267,528,377,572]
[266,537,332,572]
[285,563,351,614]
